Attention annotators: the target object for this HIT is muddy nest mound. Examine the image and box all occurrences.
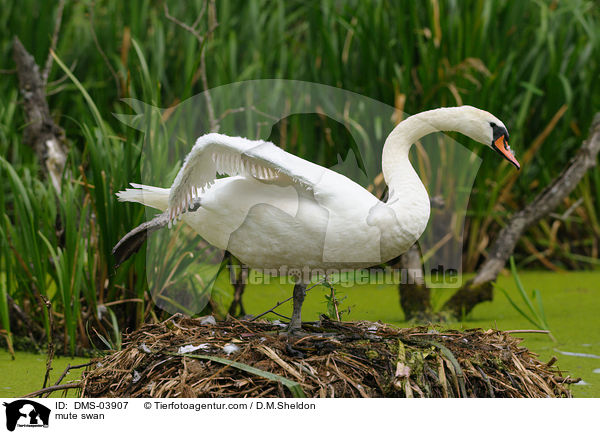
[80,316,578,398]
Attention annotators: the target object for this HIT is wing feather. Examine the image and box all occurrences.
[167,133,326,223]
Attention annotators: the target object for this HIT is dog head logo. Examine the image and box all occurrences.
[3,400,50,431]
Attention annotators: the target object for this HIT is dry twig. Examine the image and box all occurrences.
[22,383,81,398]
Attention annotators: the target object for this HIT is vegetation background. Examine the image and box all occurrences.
[0,0,598,367]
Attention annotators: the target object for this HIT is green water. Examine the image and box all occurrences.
[0,352,88,398]
[1,271,598,397]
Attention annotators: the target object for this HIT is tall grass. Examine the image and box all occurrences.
[0,0,598,353]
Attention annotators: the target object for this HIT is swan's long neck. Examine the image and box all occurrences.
[382,107,465,193]
[379,108,472,248]
[385,107,482,197]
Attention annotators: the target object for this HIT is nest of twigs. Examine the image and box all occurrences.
[79,315,578,398]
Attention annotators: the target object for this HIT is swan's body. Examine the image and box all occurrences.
[117,106,519,330]
[121,145,426,270]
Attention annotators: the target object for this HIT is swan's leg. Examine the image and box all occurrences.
[288,282,306,332]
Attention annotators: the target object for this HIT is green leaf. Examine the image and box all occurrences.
[532,289,549,330]
[106,307,122,351]
[497,286,542,330]
[51,51,106,136]
[510,256,539,319]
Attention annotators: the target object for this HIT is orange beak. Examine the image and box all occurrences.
[494,135,520,170]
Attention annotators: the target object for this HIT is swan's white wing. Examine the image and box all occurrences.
[168,133,326,222]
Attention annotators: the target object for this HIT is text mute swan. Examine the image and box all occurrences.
[116,106,519,331]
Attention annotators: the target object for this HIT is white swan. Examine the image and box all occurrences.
[117,105,519,331]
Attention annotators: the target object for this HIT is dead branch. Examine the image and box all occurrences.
[505,329,551,334]
[21,382,81,398]
[44,362,94,398]
[443,113,600,317]
[12,36,67,193]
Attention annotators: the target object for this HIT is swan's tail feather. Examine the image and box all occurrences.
[116,183,170,211]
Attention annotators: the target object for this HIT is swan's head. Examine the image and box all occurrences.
[456,106,520,170]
